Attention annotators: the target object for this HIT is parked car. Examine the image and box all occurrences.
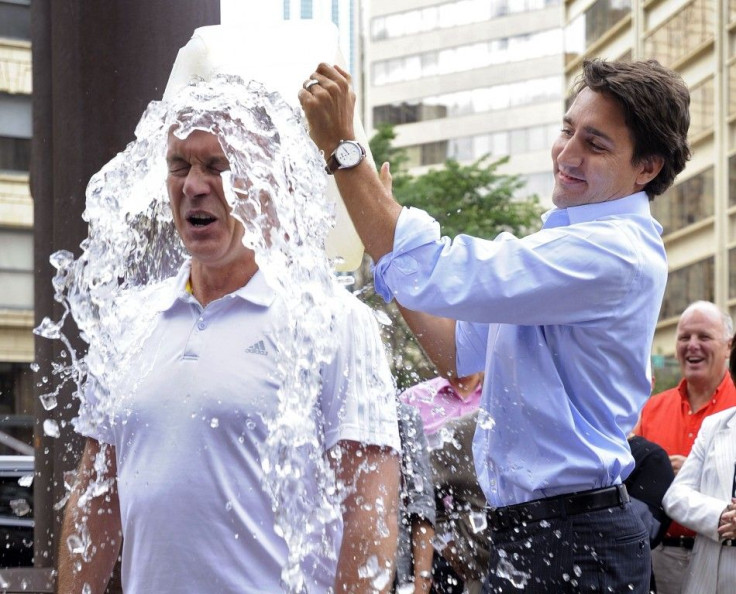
[0,455,34,567]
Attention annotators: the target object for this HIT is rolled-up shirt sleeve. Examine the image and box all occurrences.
[374,206,643,328]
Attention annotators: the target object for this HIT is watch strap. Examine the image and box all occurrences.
[325,140,365,175]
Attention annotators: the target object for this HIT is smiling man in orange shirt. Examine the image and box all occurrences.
[636,301,736,594]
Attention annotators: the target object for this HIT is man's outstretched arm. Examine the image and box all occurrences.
[57,438,122,594]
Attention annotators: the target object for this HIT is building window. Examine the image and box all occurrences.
[0,0,31,41]
[643,0,715,69]
[372,76,562,126]
[0,363,34,454]
[689,76,715,138]
[729,154,736,207]
[660,256,715,321]
[300,0,313,18]
[730,247,736,299]
[0,136,30,172]
[651,167,714,235]
[403,123,557,167]
[371,0,561,41]
[729,61,736,120]
[0,93,31,172]
[521,171,554,201]
[564,0,631,64]
[372,29,562,86]
[0,229,33,310]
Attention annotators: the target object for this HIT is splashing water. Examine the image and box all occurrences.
[495,551,531,590]
[37,75,390,592]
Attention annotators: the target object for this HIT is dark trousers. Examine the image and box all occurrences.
[482,503,651,593]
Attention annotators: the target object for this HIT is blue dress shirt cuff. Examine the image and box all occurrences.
[373,207,442,303]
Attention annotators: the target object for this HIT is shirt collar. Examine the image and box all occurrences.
[541,192,655,229]
[678,371,734,408]
[156,259,276,311]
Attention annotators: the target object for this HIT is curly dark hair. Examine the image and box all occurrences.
[571,59,691,200]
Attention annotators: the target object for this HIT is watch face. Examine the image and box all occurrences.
[335,141,363,168]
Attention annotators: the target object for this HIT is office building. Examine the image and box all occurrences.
[364,0,564,206]
[563,0,729,372]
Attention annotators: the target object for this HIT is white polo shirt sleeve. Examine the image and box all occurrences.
[320,291,400,453]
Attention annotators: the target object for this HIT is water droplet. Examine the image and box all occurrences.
[10,498,31,517]
[477,409,496,430]
[469,511,487,533]
[210,417,219,429]
[495,556,531,589]
[373,309,392,326]
[43,419,60,438]
[33,317,62,340]
[40,392,58,411]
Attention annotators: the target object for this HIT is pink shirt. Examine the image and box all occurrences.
[400,376,482,436]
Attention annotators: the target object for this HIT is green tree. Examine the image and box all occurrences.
[359,124,544,390]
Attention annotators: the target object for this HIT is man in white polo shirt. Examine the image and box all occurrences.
[55,79,401,594]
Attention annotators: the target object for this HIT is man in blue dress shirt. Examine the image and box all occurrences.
[300,59,690,592]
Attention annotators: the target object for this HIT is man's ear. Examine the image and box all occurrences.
[635,155,664,188]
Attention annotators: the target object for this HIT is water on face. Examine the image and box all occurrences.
[36,75,391,592]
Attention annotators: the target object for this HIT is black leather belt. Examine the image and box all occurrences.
[661,536,695,549]
[487,485,630,531]
[661,537,735,548]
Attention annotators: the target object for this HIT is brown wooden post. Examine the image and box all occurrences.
[31,1,220,588]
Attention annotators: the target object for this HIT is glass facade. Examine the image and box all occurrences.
[660,256,715,321]
[651,167,714,235]
[403,123,558,167]
[372,29,562,86]
[373,76,562,126]
[564,0,631,64]
[371,0,561,40]
[643,0,715,69]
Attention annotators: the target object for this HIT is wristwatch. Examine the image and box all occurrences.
[325,140,366,175]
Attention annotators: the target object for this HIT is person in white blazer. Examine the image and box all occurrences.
[662,403,736,593]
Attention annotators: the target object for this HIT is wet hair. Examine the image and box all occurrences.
[571,59,691,200]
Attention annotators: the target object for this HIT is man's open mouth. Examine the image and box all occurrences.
[187,213,216,227]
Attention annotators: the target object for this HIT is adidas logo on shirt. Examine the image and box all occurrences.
[245,340,268,356]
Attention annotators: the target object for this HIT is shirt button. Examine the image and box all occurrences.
[197,321,206,331]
